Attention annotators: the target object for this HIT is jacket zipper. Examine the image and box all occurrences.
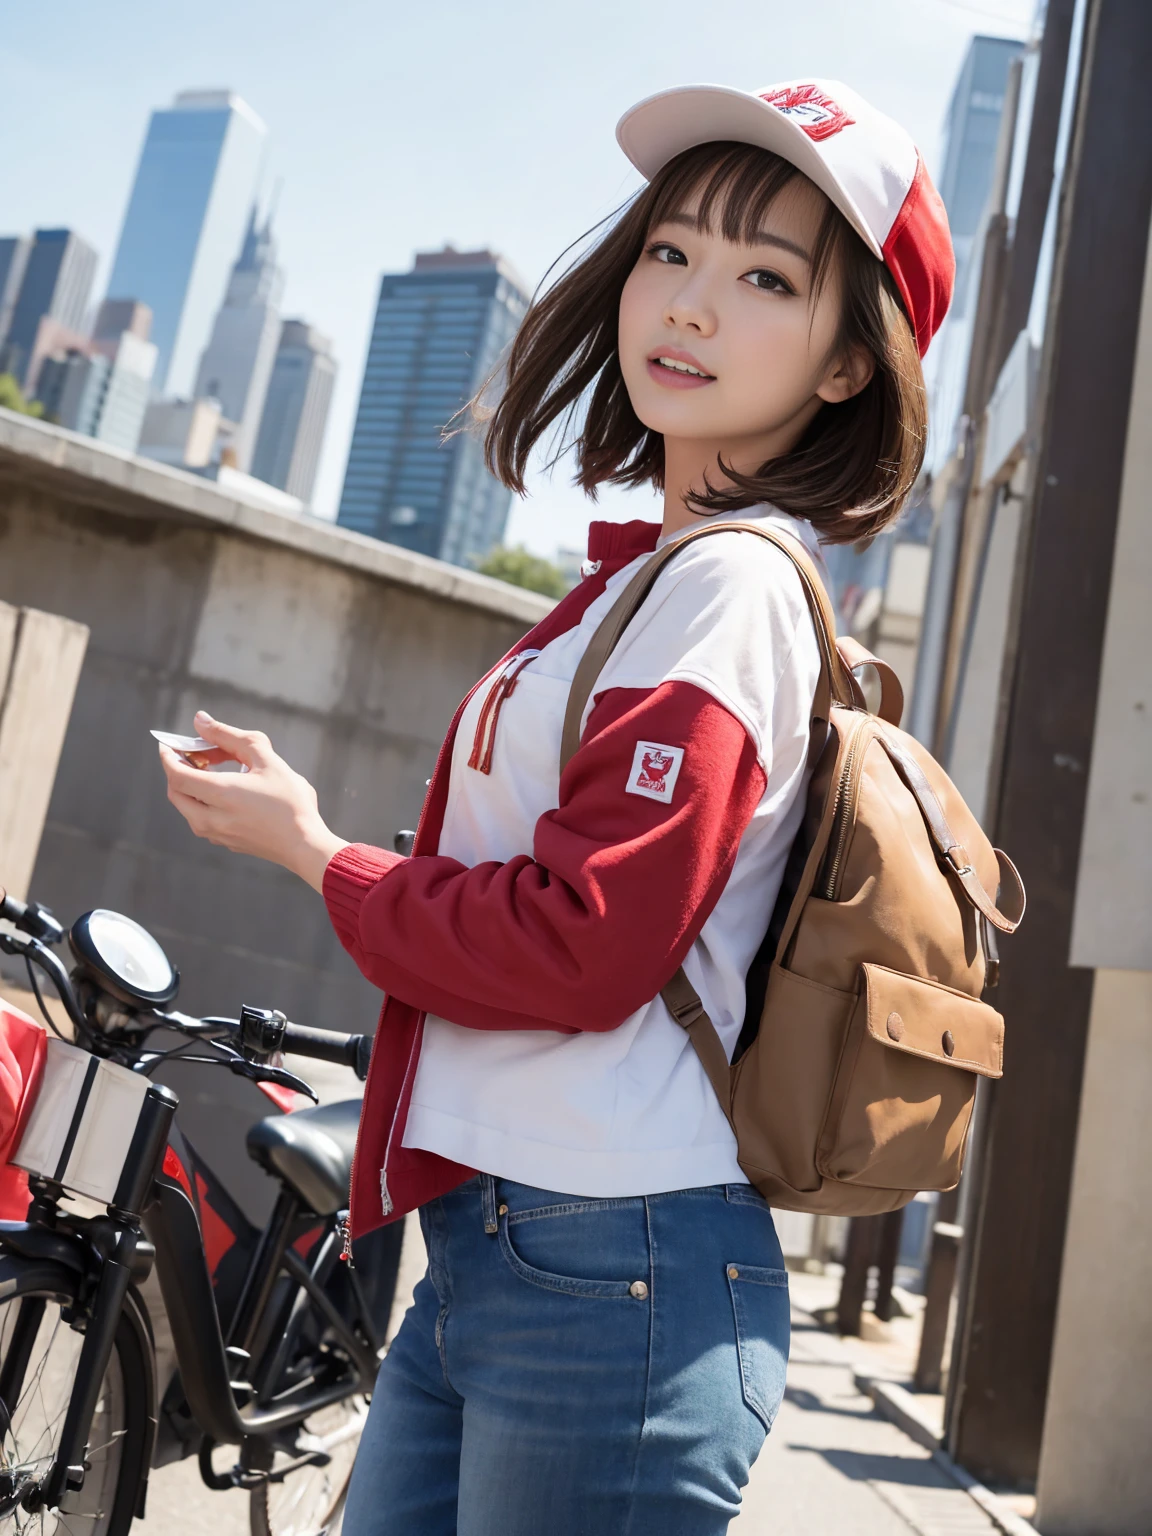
[820,716,872,901]
[468,651,540,774]
[353,661,504,1233]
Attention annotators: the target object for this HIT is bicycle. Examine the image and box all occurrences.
[0,888,400,1535]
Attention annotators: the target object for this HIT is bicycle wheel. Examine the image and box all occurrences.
[248,1392,368,1536]
[0,1257,150,1536]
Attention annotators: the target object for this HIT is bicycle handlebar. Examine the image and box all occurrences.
[280,1022,372,1081]
[0,887,65,946]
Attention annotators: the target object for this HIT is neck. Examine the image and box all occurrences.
[659,414,819,539]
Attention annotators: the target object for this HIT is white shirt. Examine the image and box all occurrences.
[402,509,823,1196]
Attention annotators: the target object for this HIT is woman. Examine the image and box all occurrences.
[160,77,952,1535]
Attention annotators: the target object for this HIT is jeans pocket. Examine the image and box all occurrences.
[497,1200,648,1299]
[726,1262,790,1432]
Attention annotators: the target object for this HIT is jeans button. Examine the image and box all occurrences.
[629,1280,649,1300]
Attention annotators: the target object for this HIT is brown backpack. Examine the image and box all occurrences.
[560,521,1026,1215]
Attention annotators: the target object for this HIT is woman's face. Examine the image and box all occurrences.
[617,177,868,466]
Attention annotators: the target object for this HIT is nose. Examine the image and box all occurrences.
[664,272,717,337]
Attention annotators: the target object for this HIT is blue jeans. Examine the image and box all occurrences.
[342,1175,790,1534]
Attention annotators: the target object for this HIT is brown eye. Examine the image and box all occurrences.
[648,241,688,266]
[744,268,793,295]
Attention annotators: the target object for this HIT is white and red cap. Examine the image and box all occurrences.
[616,80,954,356]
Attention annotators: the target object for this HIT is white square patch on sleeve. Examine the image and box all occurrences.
[625,740,685,803]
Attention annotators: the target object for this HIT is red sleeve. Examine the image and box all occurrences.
[322,681,766,1033]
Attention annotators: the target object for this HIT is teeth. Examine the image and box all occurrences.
[656,356,709,377]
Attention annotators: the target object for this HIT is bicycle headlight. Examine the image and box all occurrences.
[69,909,180,1007]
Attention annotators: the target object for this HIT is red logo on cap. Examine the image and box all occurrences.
[760,85,855,143]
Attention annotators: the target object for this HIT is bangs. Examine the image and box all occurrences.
[643,141,851,305]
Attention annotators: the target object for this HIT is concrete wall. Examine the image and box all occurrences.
[0,411,551,1030]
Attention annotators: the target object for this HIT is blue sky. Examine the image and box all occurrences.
[1,0,1032,556]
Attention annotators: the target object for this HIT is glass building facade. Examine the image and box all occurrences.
[3,228,97,384]
[937,35,1025,316]
[337,248,529,568]
[106,90,266,398]
[251,319,337,506]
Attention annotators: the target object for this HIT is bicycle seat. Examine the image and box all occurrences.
[246,1099,361,1215]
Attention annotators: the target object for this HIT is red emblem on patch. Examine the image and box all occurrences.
[759,84,855,143]
[638,749,674,792]
[626,740,685,803]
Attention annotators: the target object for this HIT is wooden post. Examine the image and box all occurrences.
[836,1216,879,1336]
[0,602,89,900]
[945,0,1152,1486]
[913,1188,961,1394]
[871,1209,904,1325]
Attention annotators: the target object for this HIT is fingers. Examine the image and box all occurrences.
[158,744,232,806]
[193,710,274,770]
[165,781,223,841]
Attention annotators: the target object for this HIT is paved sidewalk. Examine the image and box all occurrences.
[742,1289,999,1534]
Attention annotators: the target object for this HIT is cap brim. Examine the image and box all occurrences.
[616,85,883,260]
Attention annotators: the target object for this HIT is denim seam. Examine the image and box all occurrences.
[643,1185,761,1206]
[622,1194,656,1536]
[427,1199,456,1393]
[724,1187,772,1211]
[506,1198,646,1226]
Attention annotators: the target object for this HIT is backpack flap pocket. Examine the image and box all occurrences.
[816,965,1004,1192]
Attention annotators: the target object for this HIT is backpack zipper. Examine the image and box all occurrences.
[820,716,872,901]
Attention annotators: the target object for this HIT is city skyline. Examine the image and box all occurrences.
[2,0,1033,554]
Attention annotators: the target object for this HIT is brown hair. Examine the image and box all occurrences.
[480,142,927,544]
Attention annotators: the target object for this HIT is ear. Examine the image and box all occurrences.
[816,343,875,405]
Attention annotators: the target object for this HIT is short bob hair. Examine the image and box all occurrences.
[481,141,927,545]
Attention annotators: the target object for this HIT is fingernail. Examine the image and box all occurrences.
[195,709,214,725]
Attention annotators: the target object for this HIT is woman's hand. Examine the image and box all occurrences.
[158,711,348,893]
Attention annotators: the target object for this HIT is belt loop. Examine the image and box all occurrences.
[481,1174,498,1234]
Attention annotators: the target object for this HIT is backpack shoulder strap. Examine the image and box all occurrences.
[557,517,855,1117]
[558,519,853,773]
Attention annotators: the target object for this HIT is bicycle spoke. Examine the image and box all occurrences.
[0,1290,127,1536]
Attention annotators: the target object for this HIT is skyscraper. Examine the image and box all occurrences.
[251,319,336,505]
[2,229,98,385]
[106,90,266,396]
[194,206,284,470]
[35,330,156,453]
[937,35,1025,313]
[338,247,529,567]
[0,237,31,348]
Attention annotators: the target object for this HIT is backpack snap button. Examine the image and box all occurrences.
[942,1030,956,1057]
[886,1011,904,1041]
[629,1280,649,1299]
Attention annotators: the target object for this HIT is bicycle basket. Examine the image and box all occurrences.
[14,1038,152,1205]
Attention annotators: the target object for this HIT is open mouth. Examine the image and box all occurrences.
[650,355,715,379]
[647,352,716,387]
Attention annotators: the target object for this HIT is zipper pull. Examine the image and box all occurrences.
[337,1213,355,1268]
